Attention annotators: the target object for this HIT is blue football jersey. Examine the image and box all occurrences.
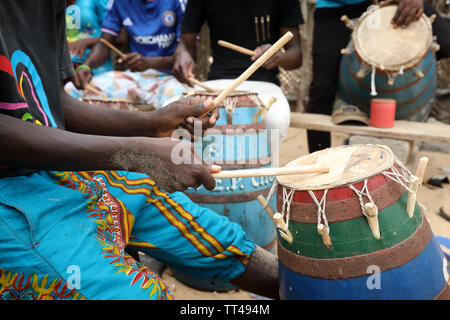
[101,0,183,57]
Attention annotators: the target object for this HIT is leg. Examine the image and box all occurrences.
[0,172,172,300]
[86,170,279,299]
[306,1,371,153]
[424,2,450,60]
[231,245,280,300]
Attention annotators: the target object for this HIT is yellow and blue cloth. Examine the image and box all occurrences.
[0,170,254,300]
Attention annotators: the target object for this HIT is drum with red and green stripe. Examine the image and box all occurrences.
[276,145,450,299]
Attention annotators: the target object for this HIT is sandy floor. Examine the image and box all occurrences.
[160,127,450,300]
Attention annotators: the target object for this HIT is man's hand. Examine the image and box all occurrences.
[118,52,150,72]
[69,37,98,59]
[380,0,424,28]
[251,44,283,70]
[74,66,92,90]
[149,97,219,138]
[173,50,196,85]
[136,138,221,193]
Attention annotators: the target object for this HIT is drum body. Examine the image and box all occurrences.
[172,90,277,291]
[276,145,450,299]
[337,5,438,121]
[80,97,136,111]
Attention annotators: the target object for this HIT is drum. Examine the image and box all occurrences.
[79,97,152,111]
[337,5,440,121]
[272,144,449,299]
[171,90,278,291]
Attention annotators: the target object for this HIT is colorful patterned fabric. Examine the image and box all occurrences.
[0,170,254,300]
[65,69,188,109]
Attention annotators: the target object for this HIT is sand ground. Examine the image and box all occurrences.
[160,127,450,300]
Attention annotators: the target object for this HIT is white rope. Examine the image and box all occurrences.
[308,190,329,231]
[349,179,374,217]
[282,187,295,228]
[370,65,377,96]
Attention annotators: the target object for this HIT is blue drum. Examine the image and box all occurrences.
[172,90,278,291]
[337,5,440,121]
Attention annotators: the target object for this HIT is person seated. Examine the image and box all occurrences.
[172,0,304,142]
[72,0,188,109]
[66,0,114,76]
[0,0,280,300]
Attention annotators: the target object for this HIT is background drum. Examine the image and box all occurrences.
[337,5,440,121]
[271,144,449,299]
[171,89,278,291]
[79,97,152,111]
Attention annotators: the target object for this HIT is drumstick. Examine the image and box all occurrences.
[212,165,329,179]
[218,40,256,56]
[199,32,293,119]
[85,83,108,99]
[188,77,216,92]
[99,38,126,58]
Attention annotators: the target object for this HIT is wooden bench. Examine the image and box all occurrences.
[290,112,450,162]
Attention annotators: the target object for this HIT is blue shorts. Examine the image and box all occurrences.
[0,170,254,300]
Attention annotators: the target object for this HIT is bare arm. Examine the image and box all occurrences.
[172,33,197,85]
[252,26,303,70]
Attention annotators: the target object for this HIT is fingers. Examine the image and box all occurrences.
[379,0,395,7]
[196,164,216,191]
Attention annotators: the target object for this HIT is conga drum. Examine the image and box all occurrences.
[274,145,449,299]
[79,97,152,111]
[171,90,278,291]
[337,5,440,121]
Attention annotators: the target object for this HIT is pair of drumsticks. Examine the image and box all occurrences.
[98,35,330,179]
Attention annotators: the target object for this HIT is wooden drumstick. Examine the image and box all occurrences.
[85,83,108,99]
[218,40,256,56]
[257,195,293,244]
[100,38,126,58]
[199,32,293,119]
[261,97,277,120]
[188,77,216,92]
[253,97,276,123]
[364,202,380,239]
[407,157,429,218]
[212,165,329,179]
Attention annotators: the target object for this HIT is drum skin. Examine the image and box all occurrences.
[172,92,277,291]
[277,171,450,300]
[337,50,437,121]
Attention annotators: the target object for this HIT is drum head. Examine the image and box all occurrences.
[182,90,256,97]
[277,145,395,190]
[353,5,432,71]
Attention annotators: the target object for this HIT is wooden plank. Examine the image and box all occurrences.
[290,112,450,144]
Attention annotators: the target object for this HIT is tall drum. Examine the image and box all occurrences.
[172,90,278,291]
[337,5,440,121]
[274,145,449,299]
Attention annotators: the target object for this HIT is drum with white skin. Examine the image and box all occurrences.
[337,5,440,121]
[263,144,450,299]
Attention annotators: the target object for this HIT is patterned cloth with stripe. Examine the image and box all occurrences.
[0,170,254,300]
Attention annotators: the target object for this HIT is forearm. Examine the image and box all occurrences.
[277,27,303,70]
[0,113,146,172]
[83,34,115,69]
[62,90,159,137]
[175,38,196,62]
[144,55,175,70]
[277,46,302,70]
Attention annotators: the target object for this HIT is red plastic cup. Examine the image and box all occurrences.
[370,99,396,128]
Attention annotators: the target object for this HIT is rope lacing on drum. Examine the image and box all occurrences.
[381,158,427,211]
[370,65,377,96]
[308,189,329,232]
[223,96,237,124]
[349,180,375,218]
